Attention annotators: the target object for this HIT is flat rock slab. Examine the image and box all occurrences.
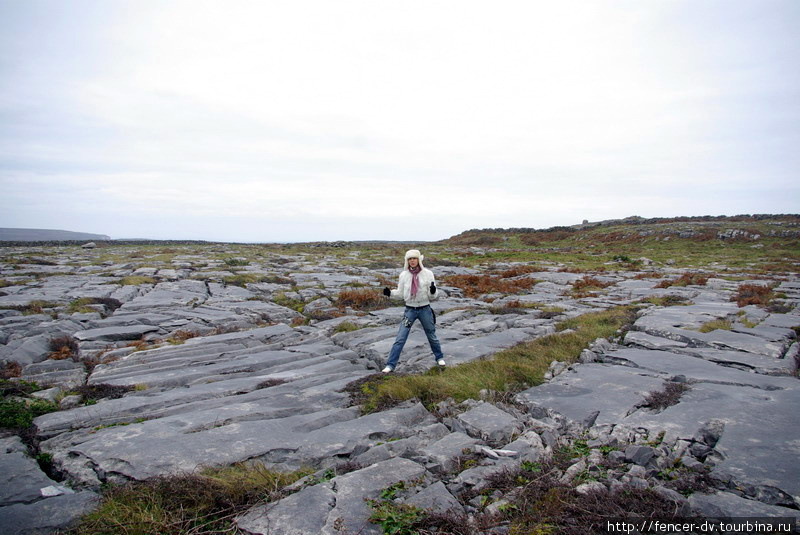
[421,432,482,473]
[622,381,800,500]
[403,481,463,514]
[74,324,160,341]
[516,364,665,425]
[676,347,797,375]
[689,491,800,521]
[0,490,99,535]
[42,403,433,487]
[603,347,795,389]
[436,327,541,367]
[633,306,793,358]
[0,437,60,506]
[455,402,523,446]
[236,457,428,535]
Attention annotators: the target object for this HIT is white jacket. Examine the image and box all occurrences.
[390,267,438,307]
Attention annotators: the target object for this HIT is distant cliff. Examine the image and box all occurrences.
[0,228,111,242]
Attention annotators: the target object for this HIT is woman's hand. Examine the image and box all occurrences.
[430,282,436,294]
[383,287,391,297]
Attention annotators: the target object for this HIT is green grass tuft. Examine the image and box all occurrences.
[698,319,732,333]
[71,463,310,535]
[357,306,638,413]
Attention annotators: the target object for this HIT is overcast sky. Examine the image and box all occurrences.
[1,1,798,242]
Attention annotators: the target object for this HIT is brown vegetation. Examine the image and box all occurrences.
[495,265,540,278]
[642,382,689,412]
[731,283,775,307]
[48,336,79,360]
[336,288,388,311]
[443,274,537,299]
[655,272,710,288]
[1,361,22,379]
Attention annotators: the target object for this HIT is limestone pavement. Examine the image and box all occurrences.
[0,247,798,533]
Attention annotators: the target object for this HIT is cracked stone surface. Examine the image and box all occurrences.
[1,245,798,533]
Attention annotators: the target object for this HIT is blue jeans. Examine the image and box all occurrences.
[386,305,444,370]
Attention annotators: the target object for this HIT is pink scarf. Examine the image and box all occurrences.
[409,265,422,297]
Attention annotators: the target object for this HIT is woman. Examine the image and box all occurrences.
[381,249,445,372]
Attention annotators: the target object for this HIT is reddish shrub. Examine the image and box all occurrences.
[336,289,388,311]
[497,265,540,278]
[48,336,79,360]
[443,274,537,299]
[1,361,22,379]
[731,283,774,307]
[572,276,613,291]
[655,273,710,288]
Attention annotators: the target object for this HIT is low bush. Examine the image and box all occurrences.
[488,302,528,315]
[119,276,156,286]
[336,289,388,311]
[698,319,732,333]
[1,361,23,379]
[74,384,136,403]
[68,297,123,315]
[443,274,538,299]
[0,300,60,315]
[333,321,362,333]
[71,463,308,535]
[496,265,540,278]
[573,276,613,291]
[166,330,199,345]
[655,272,710,288]
[638,295,691,307]
[48,335,79,360]
[642,382,689,412]
[0,379,40,397]
[731,283,774,307]
[0,398,59,429]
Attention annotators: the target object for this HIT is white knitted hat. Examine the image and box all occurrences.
[403,249,424,270]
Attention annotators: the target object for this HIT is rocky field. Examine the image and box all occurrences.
[0,233,798,534]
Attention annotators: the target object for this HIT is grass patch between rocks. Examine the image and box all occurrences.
[698,318,732,333]
[354,306,638,413]
[69,463,310,535]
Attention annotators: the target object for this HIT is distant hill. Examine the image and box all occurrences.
[442,214,800,248]
[0,228,111,242]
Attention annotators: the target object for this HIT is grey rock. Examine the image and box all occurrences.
[58,395,83,410]
[451,459,517,490]
[354,444,393,466]
[236,483,336,535]
[694,419,725,447]
[455,402,522,446]
[624,330,689,350]
[608,451,627,464]
[74,324,160,342]
[561,460,587,483]
[681,456,705,472]
[627,464,647,478]
[652,486,691,516]
[0,490,99,535]
[626,476,649,490]
[403,481,463,514]
[689,491,800,521]
[321,457,428,535]
[516,364,665,426]
[0,436,60,506]
[502,431,545,462]
[421,432,482,473]
[575,481,606,495]
[625,445,656,466]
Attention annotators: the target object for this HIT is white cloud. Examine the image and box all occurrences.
[1,0,798,241]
